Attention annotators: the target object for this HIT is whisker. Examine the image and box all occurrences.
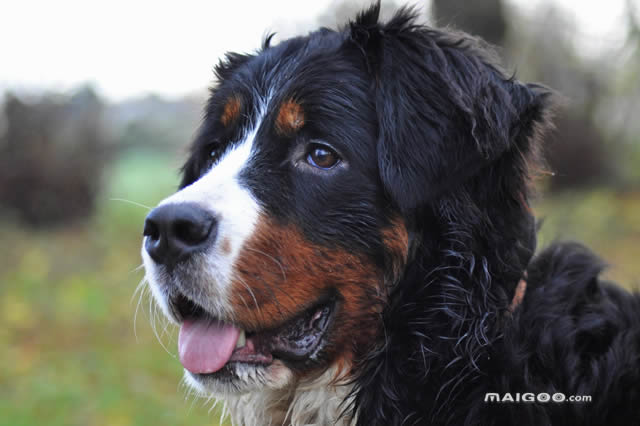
[109,197,153,210]
[242,247,298,316]
[220,401,229,425]
[233,273,262,313]
[149,295,176,358]
[132,276,149,342]
[206,394,218,414]
[230,278,254,314]
[130,264,146,273]
[130,273,148,304]
[246,247,287,281]
[185,379,200,416]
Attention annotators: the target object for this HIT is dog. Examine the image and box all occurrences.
[141,4,640,425]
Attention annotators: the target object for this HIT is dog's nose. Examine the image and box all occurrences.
[143,203,217,266]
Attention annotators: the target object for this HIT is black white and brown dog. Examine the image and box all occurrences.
[141,4,640,425]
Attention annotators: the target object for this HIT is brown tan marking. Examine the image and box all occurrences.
[221,95,242,127]
[508,275,528,313]
[275,99,304,135]
[382,216,409,285]
[230,215,384,376]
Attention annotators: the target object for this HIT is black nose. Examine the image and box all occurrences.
[143,203,217,266]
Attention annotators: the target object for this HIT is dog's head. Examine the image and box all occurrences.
[141,4,550,398]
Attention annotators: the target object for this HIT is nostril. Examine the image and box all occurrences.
[173,218,214,245]
[143,218,160,240]
[143,203,217,266]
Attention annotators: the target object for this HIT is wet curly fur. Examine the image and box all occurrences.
[340,4,640,426]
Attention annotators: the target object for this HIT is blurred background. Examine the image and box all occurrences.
[1,0,638,425]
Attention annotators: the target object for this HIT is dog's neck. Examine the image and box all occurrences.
[222,366,355,426]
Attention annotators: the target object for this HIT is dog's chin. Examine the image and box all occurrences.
[183,359,295,395]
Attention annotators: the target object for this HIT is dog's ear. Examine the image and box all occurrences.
[350,4,552,211]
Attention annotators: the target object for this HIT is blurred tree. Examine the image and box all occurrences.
[106,94,203,154]
[432,0,507,46]
[0,86,112,227]
[433,1,618,191]
[505,7,617,191]
[606,0,640,184]
[316,0,401,29]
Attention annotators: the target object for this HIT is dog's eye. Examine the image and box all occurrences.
[306,144,340,170]
[207,144,221,166]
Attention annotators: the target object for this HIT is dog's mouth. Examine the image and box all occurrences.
[172,293,336,376]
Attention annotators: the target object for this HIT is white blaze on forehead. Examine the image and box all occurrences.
[144,102,267,317]
[161,125,261,246]
[160,130,262,259]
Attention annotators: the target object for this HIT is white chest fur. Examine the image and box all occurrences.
[223,367,355,426]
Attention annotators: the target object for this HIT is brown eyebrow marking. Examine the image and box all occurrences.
[275,99,304,136]
[221,95,242,127]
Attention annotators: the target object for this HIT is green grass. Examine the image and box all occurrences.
[535,189,640,287]
[1,149,229,426]
[1,149,638,425]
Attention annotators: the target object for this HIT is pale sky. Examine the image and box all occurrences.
[0,0,632,101]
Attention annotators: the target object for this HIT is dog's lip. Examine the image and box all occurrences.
[170,291,336,373]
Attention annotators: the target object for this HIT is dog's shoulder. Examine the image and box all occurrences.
[524,241,640,326]
[496,242,640,425]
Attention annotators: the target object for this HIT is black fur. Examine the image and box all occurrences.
[345,5,640,426]
[178,3,640,424]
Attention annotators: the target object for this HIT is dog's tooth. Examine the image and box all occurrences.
[236,330,246,348]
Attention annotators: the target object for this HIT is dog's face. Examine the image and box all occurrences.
[142,6,547,398]
[142,27,408,394]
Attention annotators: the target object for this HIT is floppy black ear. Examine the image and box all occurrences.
[350,5,551,211]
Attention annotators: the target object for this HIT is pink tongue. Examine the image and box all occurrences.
[178,319,240,374]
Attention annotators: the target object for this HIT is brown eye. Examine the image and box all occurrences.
[306,144,340,170]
